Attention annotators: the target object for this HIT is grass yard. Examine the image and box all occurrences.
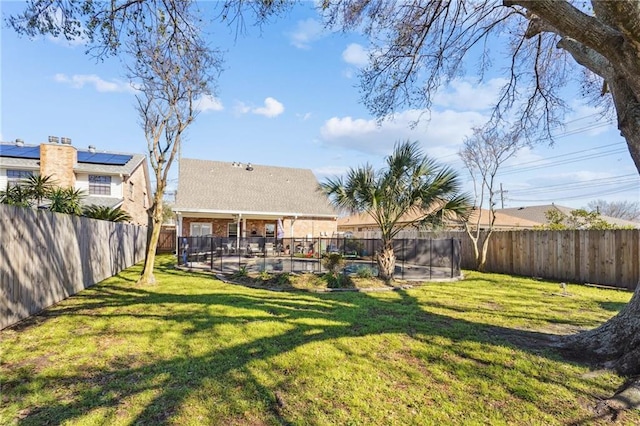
[1,255,638,425]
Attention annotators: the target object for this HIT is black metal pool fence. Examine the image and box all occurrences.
[177,236,461,280]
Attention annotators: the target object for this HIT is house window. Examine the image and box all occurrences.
[265,223,275,238]
[190,223,212,236]
[128,182,134,201]
[228,223,238,238]
[6,170,33,186]
[89,175,111,195]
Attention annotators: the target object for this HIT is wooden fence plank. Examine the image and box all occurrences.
[0,204,148,329]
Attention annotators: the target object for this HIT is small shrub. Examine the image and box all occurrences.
[276,273,291,287]
[355,265,374,278]
[322,253,345,276]
[258,270,271,281]
[233,266,248,279]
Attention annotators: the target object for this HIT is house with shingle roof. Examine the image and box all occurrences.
[173,158,338,240]
[0,138,151,225]
[498,204,640,228]
[337,207,540,234]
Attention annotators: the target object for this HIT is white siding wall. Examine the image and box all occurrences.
[0,167,39,189]
[75,173,123,197]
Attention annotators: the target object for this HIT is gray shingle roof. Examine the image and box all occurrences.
[174,158,337,217]
[83,196,124,209]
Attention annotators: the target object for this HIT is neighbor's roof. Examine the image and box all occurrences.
[0,142,147,177]
[174,158,337,217]
[499,204,639,228]
[337,208,540,230]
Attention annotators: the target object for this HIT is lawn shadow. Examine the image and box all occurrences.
[599,301,628,312]
[7,267,614,425]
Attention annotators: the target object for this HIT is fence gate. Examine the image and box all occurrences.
[157,228,176,253]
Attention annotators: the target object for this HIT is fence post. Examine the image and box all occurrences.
[450,238,454,278]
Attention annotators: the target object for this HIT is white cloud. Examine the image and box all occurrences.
[252,97,285,118]
[319,109,487,155]
[546,170,615,182]
[288,18,325,49]
[297,112,312,121]
[54,73,135,93]
[234,101,252,115]
[342,43,368,67]
[195,94,223,113]
[433,78,508,111]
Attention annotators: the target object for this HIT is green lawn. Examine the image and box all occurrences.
[1,255,638,425]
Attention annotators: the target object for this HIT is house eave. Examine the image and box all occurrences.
[173,207,337,220]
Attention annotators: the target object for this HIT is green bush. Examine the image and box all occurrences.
[232,266,248,278]
[355,265,374,278]
[322,253,345,276]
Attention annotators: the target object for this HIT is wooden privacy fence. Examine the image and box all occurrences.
[0,204,148,329]
[359,229,640,290]
[476,229,639,290]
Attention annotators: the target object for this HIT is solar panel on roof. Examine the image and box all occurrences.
[77,151,133,165]
[0,145,40,159]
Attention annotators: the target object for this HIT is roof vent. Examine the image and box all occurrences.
[15,138,24,147]
[88,145,96,153]
[246,162,253,171]
[48,136,60,144]
[61,137,72,145]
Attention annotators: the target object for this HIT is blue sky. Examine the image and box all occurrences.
[1,1,638,210]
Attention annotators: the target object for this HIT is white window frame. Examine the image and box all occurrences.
[89,175,112,195]
[190,222,212,236]
[265,223,275,238]
[6,169,33,186]
[228,223,238,238]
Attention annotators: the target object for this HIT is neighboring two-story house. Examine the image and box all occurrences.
[0,137,152,225]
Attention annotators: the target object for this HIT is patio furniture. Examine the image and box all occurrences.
[247,242,260,256]
[264,242,275,256]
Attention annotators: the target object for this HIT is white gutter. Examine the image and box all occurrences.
[172,207,337,219]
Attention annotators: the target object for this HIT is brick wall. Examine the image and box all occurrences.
[120,164,151,226]
[40,143,76,187]
[287,218,337,238]
[181,216,337,238]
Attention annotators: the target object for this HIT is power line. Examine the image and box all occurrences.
[437,114,617,162]
[499,148,628,175]
[500,141,625,170]
[508,183,639,203]
[508,174,639,195]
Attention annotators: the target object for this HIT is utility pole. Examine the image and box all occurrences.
[500,183,506,209]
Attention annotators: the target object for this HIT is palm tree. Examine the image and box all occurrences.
[83,205,132,223]
[48,187,85,215]
[22,174,57,207]
[320,141,471,282]
[0,183,32,207]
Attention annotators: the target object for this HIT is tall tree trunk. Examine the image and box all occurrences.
[477,229,494,272]
[377,242,396,283]
[560,72,640,380]
[138,192,164,285]
[562,285,640,375]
